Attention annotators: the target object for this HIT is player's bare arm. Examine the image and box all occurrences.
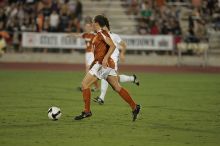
[119,40,126,62]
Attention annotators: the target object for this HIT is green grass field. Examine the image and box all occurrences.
[0,70,220,146]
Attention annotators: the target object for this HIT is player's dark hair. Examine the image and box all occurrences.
[94,15,106,27]
[103,16,110,30]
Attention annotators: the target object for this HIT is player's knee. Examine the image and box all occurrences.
[115,86,122,92]
[81,81,88,90]
[111,85,121,92]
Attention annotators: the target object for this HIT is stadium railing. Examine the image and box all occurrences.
[177,41,209,67]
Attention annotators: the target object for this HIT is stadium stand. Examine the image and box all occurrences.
[0,0,83,52]
[82,0,137,34]
[0,0,219,57]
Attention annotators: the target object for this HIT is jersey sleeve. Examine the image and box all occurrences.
[114,34,122,44]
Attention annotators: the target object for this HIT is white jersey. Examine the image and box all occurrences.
[108,32,122,62]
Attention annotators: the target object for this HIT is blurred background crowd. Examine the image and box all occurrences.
[0,0,83,52]
[123,0,220,42]
[0,0,82,33]
[0,0,220,53]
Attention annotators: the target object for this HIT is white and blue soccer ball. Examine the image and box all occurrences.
[48,106,62,120]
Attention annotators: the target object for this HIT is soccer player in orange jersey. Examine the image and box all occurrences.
[74,15,140,121]
[68,17,99,91]
[93,17,140,105]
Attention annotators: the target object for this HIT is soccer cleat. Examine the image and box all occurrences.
[92,96,104,105]
[133,74,140,86]
[74,111,92,120]
[132,104,140,121]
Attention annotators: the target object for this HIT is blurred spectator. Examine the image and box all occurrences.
[156,0,166,7]
[127,0,139,15]
[68,0,75,13]
[192,0,202,8]
[43,18,50,32]
[0,9,6,28]
[0,0,5,8]
[212,14,220,30]
[11,18,21,52]
[150,21,159,35]
[36,11,44,32]
[188,15,194,29]
[28,17,37,32]
[49,10,59,32]
[207,0,215,15]
[51,0,60,12]
[75,0,82,21]
[42,3,52,17]
[60,0,69,15]
[138,18,148,34]
[161,20,169,34]
[140,1,152,19]
[68,18,80,32]
[17,4,25,24]
[59,10,70,32]
[172,20,182,35]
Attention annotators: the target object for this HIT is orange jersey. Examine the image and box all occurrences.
[91,29,115,69]
[82,33,95,52]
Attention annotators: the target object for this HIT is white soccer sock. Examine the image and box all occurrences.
[119,74,134,83]
[99,79,109,101]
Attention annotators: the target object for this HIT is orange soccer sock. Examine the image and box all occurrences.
[82,88,91,112]
[118,88,136,110]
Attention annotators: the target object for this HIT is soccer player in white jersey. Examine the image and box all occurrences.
[93,18,139,105]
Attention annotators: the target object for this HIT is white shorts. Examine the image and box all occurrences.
[89,62,117,79]
[85,52,94,66]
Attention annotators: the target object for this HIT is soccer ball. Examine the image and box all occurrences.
[48,106,62,120]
